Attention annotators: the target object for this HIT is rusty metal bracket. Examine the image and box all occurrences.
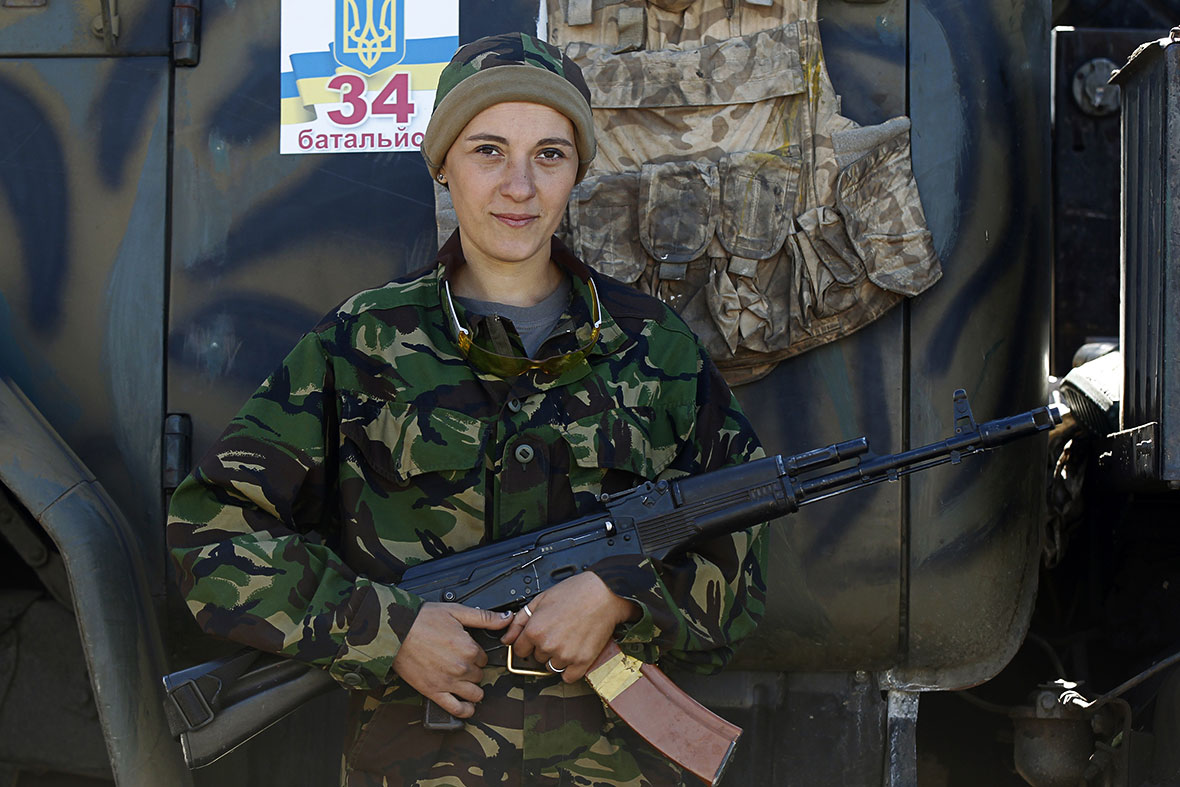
[885,691,919,787]
[90,0,119,49]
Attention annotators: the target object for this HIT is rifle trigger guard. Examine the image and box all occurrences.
[506,646,551,677]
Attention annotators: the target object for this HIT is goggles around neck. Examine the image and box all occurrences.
[443,276,603,378]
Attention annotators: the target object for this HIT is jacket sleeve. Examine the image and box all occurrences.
[591,347,769,675]
[166,330,423,690]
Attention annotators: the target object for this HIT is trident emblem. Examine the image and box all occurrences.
[335,0,405,75]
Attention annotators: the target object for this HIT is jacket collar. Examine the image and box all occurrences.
[434,230,628,367]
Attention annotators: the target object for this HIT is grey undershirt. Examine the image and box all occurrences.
[455,275,572,358]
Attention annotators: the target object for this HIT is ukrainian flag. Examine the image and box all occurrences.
[281,34,457,126]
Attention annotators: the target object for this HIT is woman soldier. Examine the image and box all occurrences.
[167,32,768,786]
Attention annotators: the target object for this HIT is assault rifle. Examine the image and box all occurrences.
[162,390,1064,785]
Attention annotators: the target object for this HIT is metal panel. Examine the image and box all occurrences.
[0,57,170,595]
[898,0,1052,689]
[677,670,887,786]
[736,0,1053,686]
[729,0,908,673]
[1113,33,1180,482]
[0,380,191,787]
[0,0,168,56]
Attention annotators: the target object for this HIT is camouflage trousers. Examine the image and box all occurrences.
[341,667,690,786]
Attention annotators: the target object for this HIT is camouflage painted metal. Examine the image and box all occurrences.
[0,379,190,786]
[167,233,767,783]
[0,0,167,57]
[0,41,173,786]
[546,0,942,385]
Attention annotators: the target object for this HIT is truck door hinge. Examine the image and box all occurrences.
[164,414,193,493]
[173,0,201,66]
[90,0,120,50]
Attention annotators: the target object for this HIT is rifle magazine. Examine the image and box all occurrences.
[586,642,741,786]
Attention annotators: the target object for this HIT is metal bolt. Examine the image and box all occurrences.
[1072,58,1121,117]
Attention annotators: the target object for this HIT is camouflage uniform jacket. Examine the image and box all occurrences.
[167,231,768,785]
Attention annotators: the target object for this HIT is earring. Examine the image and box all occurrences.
[436,172,447,185]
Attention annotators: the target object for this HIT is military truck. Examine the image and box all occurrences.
[0,0,1177,784]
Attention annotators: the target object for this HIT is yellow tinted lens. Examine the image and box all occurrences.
[446,278,602,378]
[459,326,599,377]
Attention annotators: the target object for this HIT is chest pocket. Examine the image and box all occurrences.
[338,396,488,566]
[560,406,693,499]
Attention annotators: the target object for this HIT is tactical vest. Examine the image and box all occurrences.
[437,0,941,385]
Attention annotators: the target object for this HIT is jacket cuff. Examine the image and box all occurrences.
[328,579,423,690]
[590,555,663,646]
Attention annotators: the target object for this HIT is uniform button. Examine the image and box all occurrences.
[514,444,535,464]
[507,397,522,413]
[341,672,365,688]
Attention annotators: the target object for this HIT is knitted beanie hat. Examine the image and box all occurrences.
[421,33,596,183]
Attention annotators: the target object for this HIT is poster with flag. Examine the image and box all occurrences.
[280,0,459,154]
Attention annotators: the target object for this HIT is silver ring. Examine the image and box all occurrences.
[547,659,565,674]
[522,604,533,617]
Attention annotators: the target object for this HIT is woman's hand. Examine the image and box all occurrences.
[392,602,512,718]
[500,572,640,683]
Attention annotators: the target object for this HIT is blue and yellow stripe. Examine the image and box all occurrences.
[281,35,457,125]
